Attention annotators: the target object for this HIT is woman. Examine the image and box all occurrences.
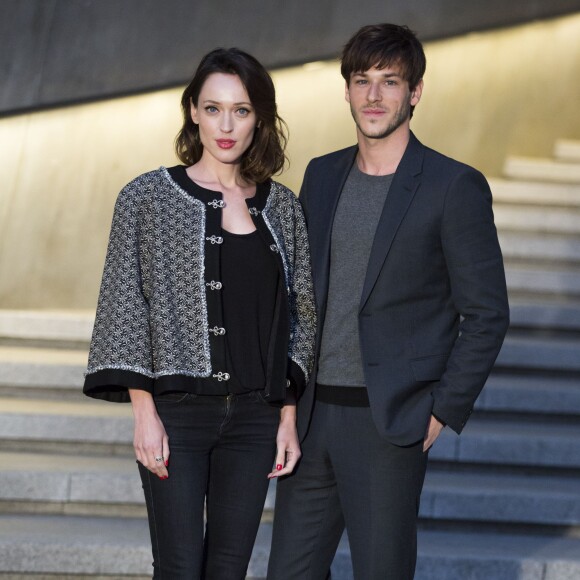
[83,48,316,579]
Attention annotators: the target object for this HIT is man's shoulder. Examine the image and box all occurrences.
[421,142,484,180]
[307,145,357,171]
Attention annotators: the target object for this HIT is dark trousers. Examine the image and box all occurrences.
[267,399,428,580]
[138,390,280,580]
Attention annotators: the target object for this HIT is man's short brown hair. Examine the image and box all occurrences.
[341,23,426,91]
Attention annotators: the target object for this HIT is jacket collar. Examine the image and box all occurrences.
[359,131,425,311]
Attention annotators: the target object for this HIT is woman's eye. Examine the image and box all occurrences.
[237,108,251,116]
[205,106,218,113]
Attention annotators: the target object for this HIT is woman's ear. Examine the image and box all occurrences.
[190,98,199,124]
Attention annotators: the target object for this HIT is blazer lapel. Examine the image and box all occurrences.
[311,146,357,315]
[359,133,425,311]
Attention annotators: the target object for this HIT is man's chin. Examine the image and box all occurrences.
[358,126,395,140]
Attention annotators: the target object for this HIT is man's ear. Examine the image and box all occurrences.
[345,80,351,104]
[410,79,424,106]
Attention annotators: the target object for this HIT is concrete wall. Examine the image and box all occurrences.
[2,0,580,113]
[1,13,580,309]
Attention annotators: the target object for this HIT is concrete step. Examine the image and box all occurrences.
[490,177,580,207]
[2,515,580,580]
[506,266,580,298]
[0,310,93,349]
[431,417,580,469]
[0,398,133,455]
[478,373,580,416]
[508,300,580,331]
[0,451,277,519]
[494,204,580,235]
[421,470,580,527]
[499,232,580,266]
[0,346,86,400]
[504,156,580,184]
[0,452,144,517]
[414,529,580,580]
[6,450,579,529]
[496,335,580,373]
[0,514,151,577]
[554,139,580,163]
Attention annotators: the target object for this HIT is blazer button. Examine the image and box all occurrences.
[206,280,223,290]
[209,326,226,336]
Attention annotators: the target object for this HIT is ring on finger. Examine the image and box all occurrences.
[154,456,164,463]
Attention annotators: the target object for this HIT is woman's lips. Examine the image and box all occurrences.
[216,139,236,149]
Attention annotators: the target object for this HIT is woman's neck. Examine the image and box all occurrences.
[187,154,252,191]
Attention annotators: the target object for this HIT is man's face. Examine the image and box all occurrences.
[345,65,423,140]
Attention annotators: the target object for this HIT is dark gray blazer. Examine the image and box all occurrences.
[297,133,510,446]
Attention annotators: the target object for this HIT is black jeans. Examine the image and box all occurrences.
[268,399,428,580]
[138,390,280,579]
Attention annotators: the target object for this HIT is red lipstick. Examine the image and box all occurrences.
[216,139,236,149]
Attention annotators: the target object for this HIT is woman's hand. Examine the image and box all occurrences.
[129,389,170,479]
[268,403,301,479]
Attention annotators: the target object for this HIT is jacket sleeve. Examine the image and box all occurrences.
[287,193,317,398]
[432,168,510,432]
[83,184,154,402]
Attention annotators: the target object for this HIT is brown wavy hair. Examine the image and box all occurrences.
[175,48,288,184]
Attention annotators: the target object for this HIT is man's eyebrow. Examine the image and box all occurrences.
[352,71,402,78]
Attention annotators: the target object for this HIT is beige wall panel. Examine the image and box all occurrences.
[0,93,182,309]
[1,14,580,309]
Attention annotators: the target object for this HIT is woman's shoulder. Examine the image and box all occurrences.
[268,179,299,207]
[121,167,168,193]
[115,167,173,204]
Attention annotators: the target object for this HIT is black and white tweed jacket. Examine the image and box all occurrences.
[83,166,316,403]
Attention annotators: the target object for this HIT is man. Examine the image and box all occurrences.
[267,23,509,579]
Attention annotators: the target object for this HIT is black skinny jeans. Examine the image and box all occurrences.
[138,390,280,579]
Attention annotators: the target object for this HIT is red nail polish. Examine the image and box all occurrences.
[165,460,169,467]
[276,464,283,471]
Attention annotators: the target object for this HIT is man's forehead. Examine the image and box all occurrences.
[351,64,404,77]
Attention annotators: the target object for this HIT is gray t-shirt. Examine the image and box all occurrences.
[317,163,394,386]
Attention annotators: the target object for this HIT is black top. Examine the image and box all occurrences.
[221,229,280,393]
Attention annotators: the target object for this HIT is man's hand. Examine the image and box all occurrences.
[423,414,445,452]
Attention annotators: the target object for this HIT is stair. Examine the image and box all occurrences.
[2,139,580,579]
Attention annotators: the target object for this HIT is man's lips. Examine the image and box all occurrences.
[362,108,386,116]
[216,139,236,149]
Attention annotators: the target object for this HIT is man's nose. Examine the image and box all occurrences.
[367,82,381,103]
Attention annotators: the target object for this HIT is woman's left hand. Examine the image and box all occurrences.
[268,405,301,479]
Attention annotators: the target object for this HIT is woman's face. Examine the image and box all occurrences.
[191,73,257,166]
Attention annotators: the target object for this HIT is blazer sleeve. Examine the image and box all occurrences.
[432,168,510,433]
[83,184,154,402]
[286,192,317,398]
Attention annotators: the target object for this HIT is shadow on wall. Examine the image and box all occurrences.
[1,13,580,309]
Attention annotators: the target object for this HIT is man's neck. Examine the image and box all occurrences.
[356,126,411,176]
